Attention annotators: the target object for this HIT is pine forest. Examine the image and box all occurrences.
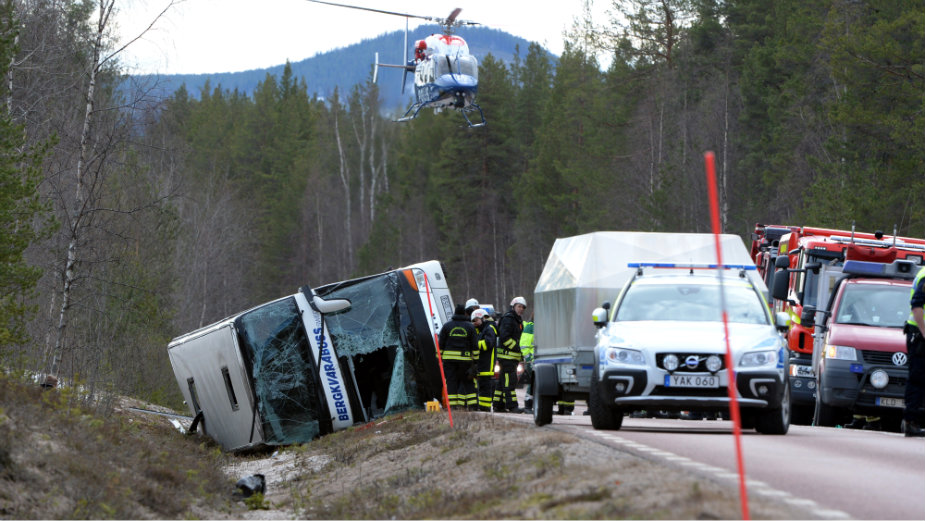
[0,0,922,406]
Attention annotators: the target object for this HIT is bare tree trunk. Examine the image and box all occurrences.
[333,109,354,266]
[721,74,730,233]
[47,0,178,377]
[50,0,111,377]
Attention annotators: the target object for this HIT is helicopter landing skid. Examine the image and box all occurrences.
[394,102,486,128]
[461,103,486,128]
[395,103,425,123]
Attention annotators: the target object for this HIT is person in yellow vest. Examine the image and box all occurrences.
[521,318,535,411]
[903,266,925,437]
[472,308,498,412]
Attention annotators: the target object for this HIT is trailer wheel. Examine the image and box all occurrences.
[533,390,553,426]
[533,364,557,426]
[589,366,623,430]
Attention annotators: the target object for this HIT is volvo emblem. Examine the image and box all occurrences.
[892,352,907,366]
[685,355,700,369]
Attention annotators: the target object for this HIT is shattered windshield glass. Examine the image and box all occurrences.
[317,273,422,417]
[236,297,323,444]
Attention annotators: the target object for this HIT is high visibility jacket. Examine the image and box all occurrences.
[497,309,523,361]
[438,313,478,362]
[908,267,925,327]
[476,319,498,377]
[520,321,534,362]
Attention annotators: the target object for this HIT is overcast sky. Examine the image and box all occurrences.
[115,0,611,75]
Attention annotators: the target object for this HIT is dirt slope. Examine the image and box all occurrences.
[214,410,816,520]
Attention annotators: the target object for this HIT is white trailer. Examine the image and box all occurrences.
[167,261,454,451]
[531,232,767,425]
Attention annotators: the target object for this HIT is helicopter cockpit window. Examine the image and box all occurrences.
[425,34,470,58]
[316,273,420,419]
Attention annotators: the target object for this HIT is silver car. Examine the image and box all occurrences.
[590,264,792,434]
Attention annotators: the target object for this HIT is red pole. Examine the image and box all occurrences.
[422,272,453,428]
[704,151,750,520]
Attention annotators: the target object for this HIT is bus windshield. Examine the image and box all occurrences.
[237,297,324,444]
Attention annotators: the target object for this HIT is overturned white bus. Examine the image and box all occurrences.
[167,261,454,451]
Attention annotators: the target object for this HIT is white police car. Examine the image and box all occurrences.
[589,263,792,434]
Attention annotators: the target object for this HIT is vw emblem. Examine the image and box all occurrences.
[685,355,700,369]
[892,352,907,366]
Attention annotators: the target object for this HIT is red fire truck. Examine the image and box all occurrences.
[764,225,925,424]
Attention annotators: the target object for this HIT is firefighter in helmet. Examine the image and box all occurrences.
[471,308,498,412]
[494,296,526,413]
[438,303,478,409]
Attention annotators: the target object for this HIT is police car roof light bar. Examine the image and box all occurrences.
[627,262,757,270]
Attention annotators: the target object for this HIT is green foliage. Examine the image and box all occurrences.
[0,0,52,353]
[244,492,270,510]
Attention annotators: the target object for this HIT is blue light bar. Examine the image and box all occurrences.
[841,260,885,276]
[628,262,757,270]
[842,259,918,279]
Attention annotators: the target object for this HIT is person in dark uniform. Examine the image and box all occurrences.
[438,303,478,410]
[903,266,925,437]
[472,308,497,412]
[494,296,526,413]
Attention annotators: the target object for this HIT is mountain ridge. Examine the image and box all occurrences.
[127,25,554,111]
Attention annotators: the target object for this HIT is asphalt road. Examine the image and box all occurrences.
[501,399,925,520]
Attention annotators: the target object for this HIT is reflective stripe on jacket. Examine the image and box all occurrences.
[908,267,925,327]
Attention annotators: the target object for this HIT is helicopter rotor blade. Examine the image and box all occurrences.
[446,8,461,26]
[303,0,436,23]
[304,1,478,27]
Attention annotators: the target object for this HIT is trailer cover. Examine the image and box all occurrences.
[534,232,766,357]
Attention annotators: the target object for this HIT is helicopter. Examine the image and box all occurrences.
[305,1,486,128]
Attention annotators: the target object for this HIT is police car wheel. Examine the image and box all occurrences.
[756,384,790,435]
[589,366,623,430]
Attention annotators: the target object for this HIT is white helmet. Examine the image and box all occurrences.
[510,296,527,307]
[465,298,480,309]
[471,308,488,321]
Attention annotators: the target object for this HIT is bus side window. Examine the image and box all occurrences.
[221,367,239,411]
[187,377,202,415]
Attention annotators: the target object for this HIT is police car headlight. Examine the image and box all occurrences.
[607,347,645,366]
[870,369,889,389]
[663,354,679,371]
[739,350,778,368]
[706,355,722,373]
[824,344,858,361]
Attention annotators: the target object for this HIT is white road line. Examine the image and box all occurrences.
[785,497,818,508]
[575,427,854,520]
[811,508,852,519]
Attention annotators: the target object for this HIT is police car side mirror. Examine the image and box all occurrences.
[592,307,608,328]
